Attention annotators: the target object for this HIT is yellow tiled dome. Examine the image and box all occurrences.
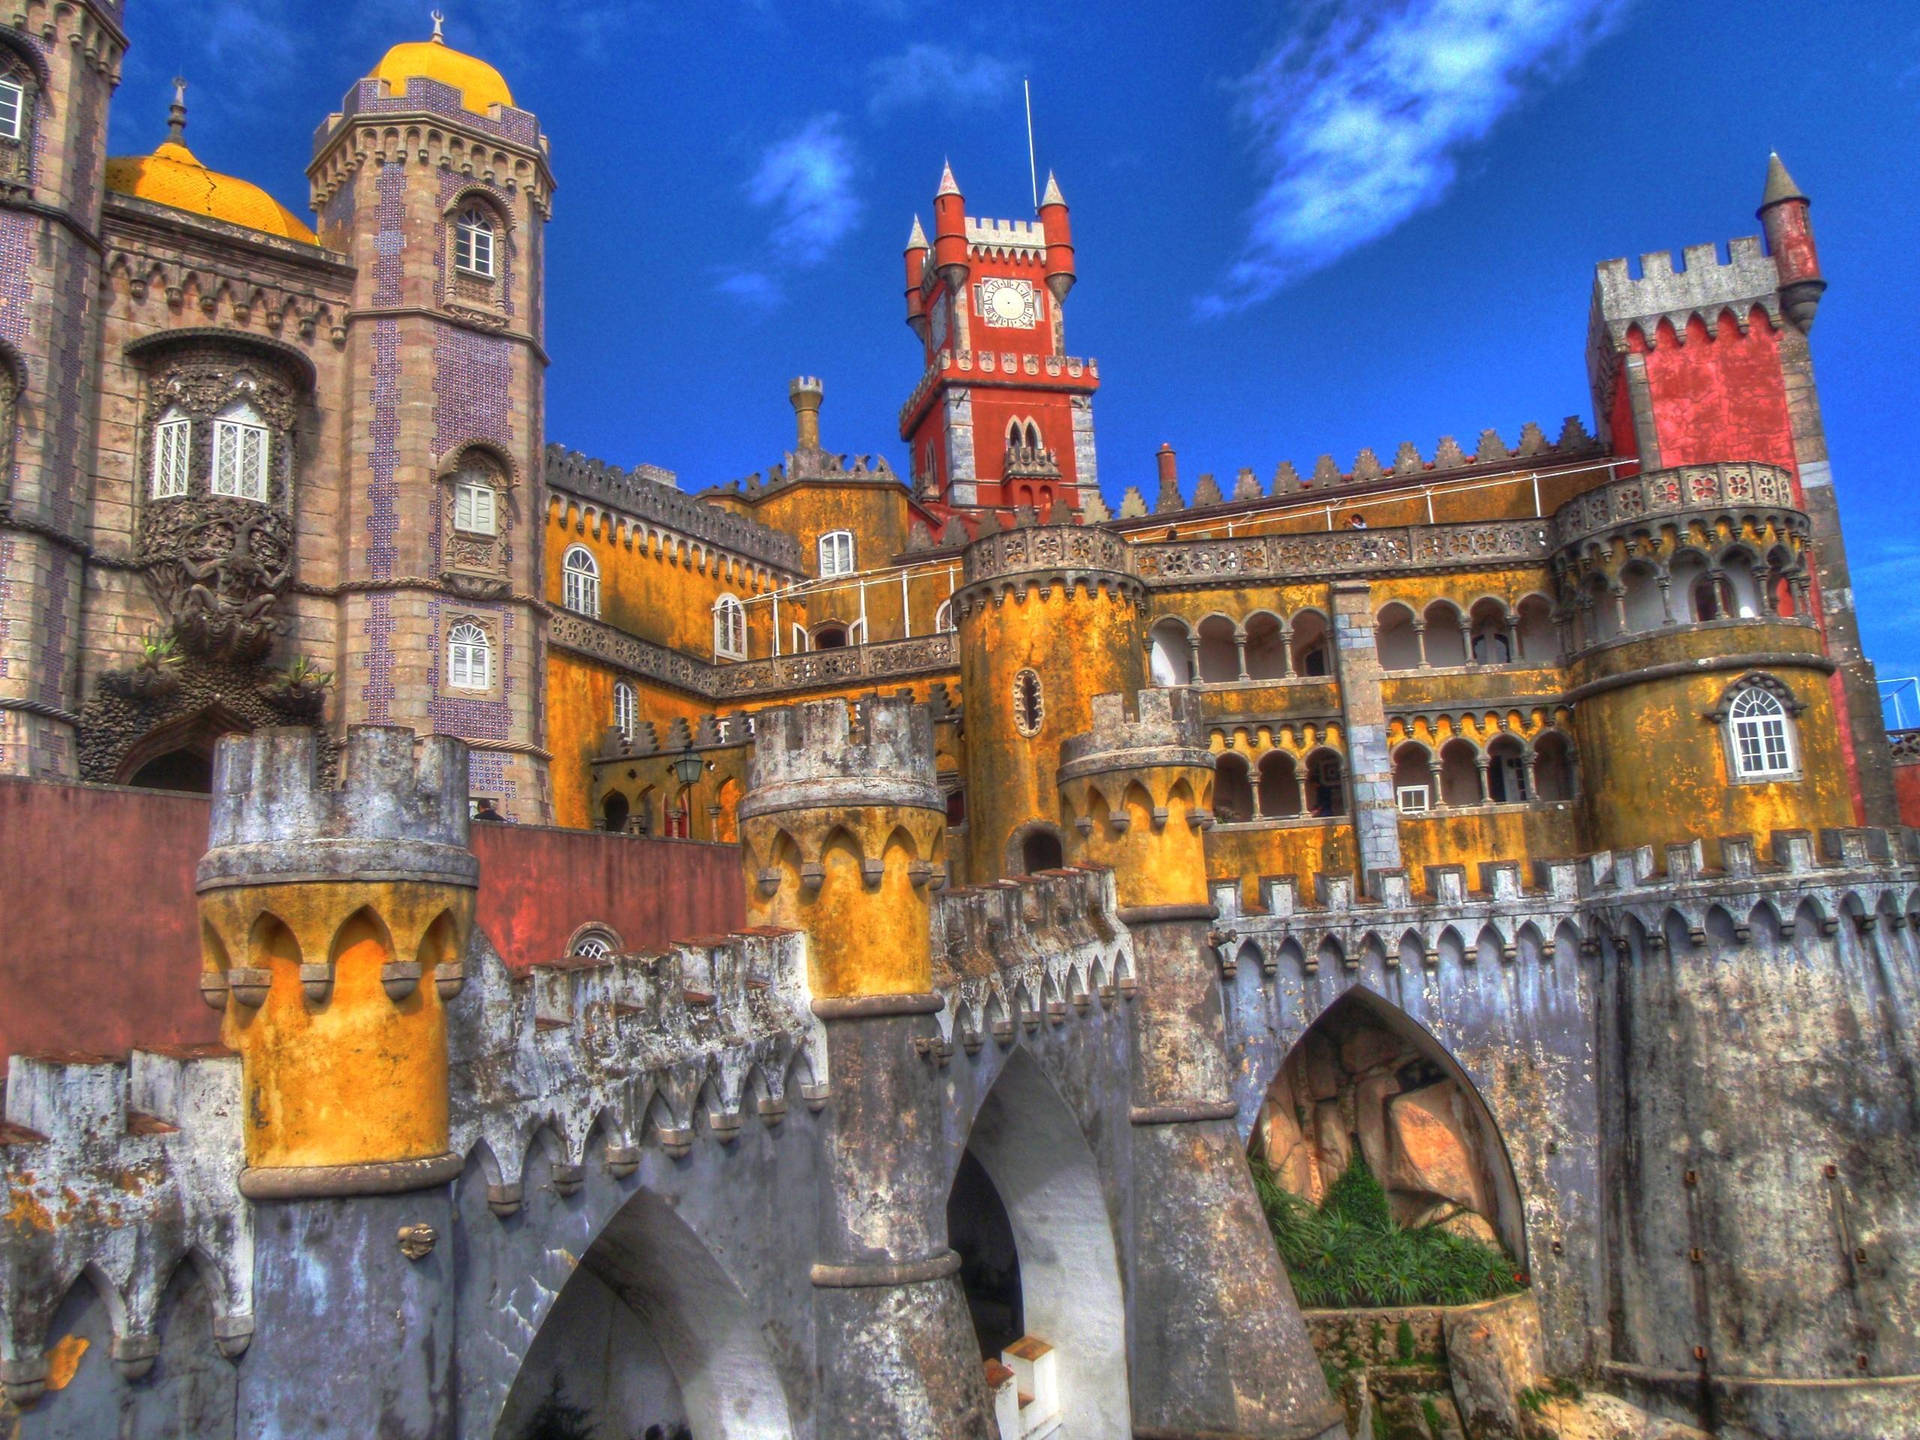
[105,141,318,244]
[372,35,514,116]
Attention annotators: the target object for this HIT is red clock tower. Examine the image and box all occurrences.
[900,165,1099,514]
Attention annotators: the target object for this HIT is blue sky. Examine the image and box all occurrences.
[109,1,1920,688]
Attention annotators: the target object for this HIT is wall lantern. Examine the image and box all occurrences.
[671,748,705,789]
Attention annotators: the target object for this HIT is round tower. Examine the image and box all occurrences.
[903,215,930,339]
[1055,688,1346,1440]
[196,726,475,1196]
[1758,151,1825,331]
[952,522,1145,883]
[932,161,969,293]
[739,696,991,1435]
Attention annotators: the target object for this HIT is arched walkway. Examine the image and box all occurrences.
[495,1188,794,1439]
[1252,990,1528,1267]
[951,1047,1131,1438]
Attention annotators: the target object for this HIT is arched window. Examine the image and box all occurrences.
[150,407,191,499]
[447,621,491,690]
[1214,753,1255,823]
[933,599,955,634]
[601,792,629,834]
[562,545,600,617]
[1148,618,1192,686]
[211,401,269,501]
[1257,751,1302,818]
[1243,613,1287,680]
[1195,616,1238,683]
[453,469,497,535]
[1013,668,1044,736]
[713,593,746,659]
[812,623,848,650]
[570,926,620,960]
[613,681,637,740]
[1376,604,1422,671]
[1290,610,1331,676]
[1727,682,1797,780]
[1486,735,1528,803]
[818,529,855,578]
[0,76,22,142]
[1303,749,1345,817]
[454,206,495,278]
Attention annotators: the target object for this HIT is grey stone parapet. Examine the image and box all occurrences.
[1057,688,1212,785]
[1591,237,1783,349]
[197,726,478,892]
[545,443,803,573]
[448,926,820,1202]
[0,1047,253,1406]
[1207,827,1919,976]
[953,522,1141,617]
[739,695,940,821]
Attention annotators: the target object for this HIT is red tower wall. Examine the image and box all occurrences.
[1633,311,1798,478]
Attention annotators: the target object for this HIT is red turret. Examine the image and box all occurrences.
[1039,171,1075,304]
[1757,152,1824,331]
[903,215,930,339]
[933,161,969,291]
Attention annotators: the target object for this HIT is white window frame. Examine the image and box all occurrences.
[1396,784,1431,814]
[713,593,746,659]
[447,620,491,691]
[613,681,637,740]
[562,545,600,618]
[933,599,954,634]
[210,403,269,502]
[817,529,855,578]
[1728,685,1796,780]
[0,79,23,143]
[150,410,191,499]
[454,206,495,278]
[453,474,497,535]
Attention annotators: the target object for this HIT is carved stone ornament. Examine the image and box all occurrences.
[140,500,293,664]
[397,1223,439,1261]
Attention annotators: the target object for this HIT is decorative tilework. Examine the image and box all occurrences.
[373,163,405,308]
[341,76,542,149]
[362,591,394,723]
[366,318,400,579]
[38,547,67,707]
[0,534,14,679]
[433,328,514,454]
[435,169,516,318]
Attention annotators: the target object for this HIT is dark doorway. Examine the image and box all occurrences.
[813,625,848,649]
[127,748,215,793]
[1020,829,1063,874]
[602,791,630,833]
[948,1148,1023,1358]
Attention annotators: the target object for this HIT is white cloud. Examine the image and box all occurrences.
[745,112,861,259]
[1199,0,1633,316]
[867,43,1017,116]
[714,268,783,309]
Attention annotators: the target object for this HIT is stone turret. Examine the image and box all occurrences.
[197,725,476,1197]
[1057,689,1347,1440]
[740,696,991,1436]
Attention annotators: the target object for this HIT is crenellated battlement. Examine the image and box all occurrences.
[1590,236,1783,349]
[930,865,1134,1053]
[448,926,821,1200]
[198,725,478,892]
[1209,827,1920,979]
[738,694,940,821]
[1058,688,1211,779]
[0,1047,253,1405]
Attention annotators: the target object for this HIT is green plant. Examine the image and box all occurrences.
[1520,1376,1585,1413]
[1395,1318,1416,1362]
[138,628,184,672]
[1421,1395,1446,1435]
[1251,1154,1524,1310]
[282,655,334,690]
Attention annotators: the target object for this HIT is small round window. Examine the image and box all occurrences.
[1013,668,1043,737]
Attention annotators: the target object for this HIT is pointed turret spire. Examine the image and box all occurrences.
[166,76,188,145]
[937,160,961,197]
[430,8,446,43]
[1760,150,1806,209]
[1040,170,1065,207]
[905,215,928,250]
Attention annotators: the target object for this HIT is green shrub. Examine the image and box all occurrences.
[1251,1153,1523,1310]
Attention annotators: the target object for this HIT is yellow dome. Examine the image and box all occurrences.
[105,141,318,244]
[372,37,513,116]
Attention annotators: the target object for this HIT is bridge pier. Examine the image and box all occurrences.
[1060,690,1348,1440]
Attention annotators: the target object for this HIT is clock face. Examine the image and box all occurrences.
[979,277,1036,329]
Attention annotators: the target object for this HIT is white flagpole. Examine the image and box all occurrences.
[1024,77,1038,212]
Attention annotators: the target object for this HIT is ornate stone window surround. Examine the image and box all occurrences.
[443,189,511,322]
[131,341,303,515]
[446,616,497,694]
[1708,672,1804,785]
[713,593,746,660]
[561,545,600,618]
[566,922,622,960]
[0,38,43,192]
[437,444,516,580]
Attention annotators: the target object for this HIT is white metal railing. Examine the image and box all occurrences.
[1881,675,1920,733]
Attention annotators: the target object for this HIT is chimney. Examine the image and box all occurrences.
[789,376,824,451]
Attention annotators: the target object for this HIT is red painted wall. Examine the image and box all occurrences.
[1894,759,1920,828]
[0,778,745,1064]
[1636,311,1796,473]
[470,822,744,973]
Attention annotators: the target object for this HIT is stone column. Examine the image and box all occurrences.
[1059,690,1346,1440]
[1331,582,1403,885]
[198,725,477,1437]
[740,697,992,1439]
